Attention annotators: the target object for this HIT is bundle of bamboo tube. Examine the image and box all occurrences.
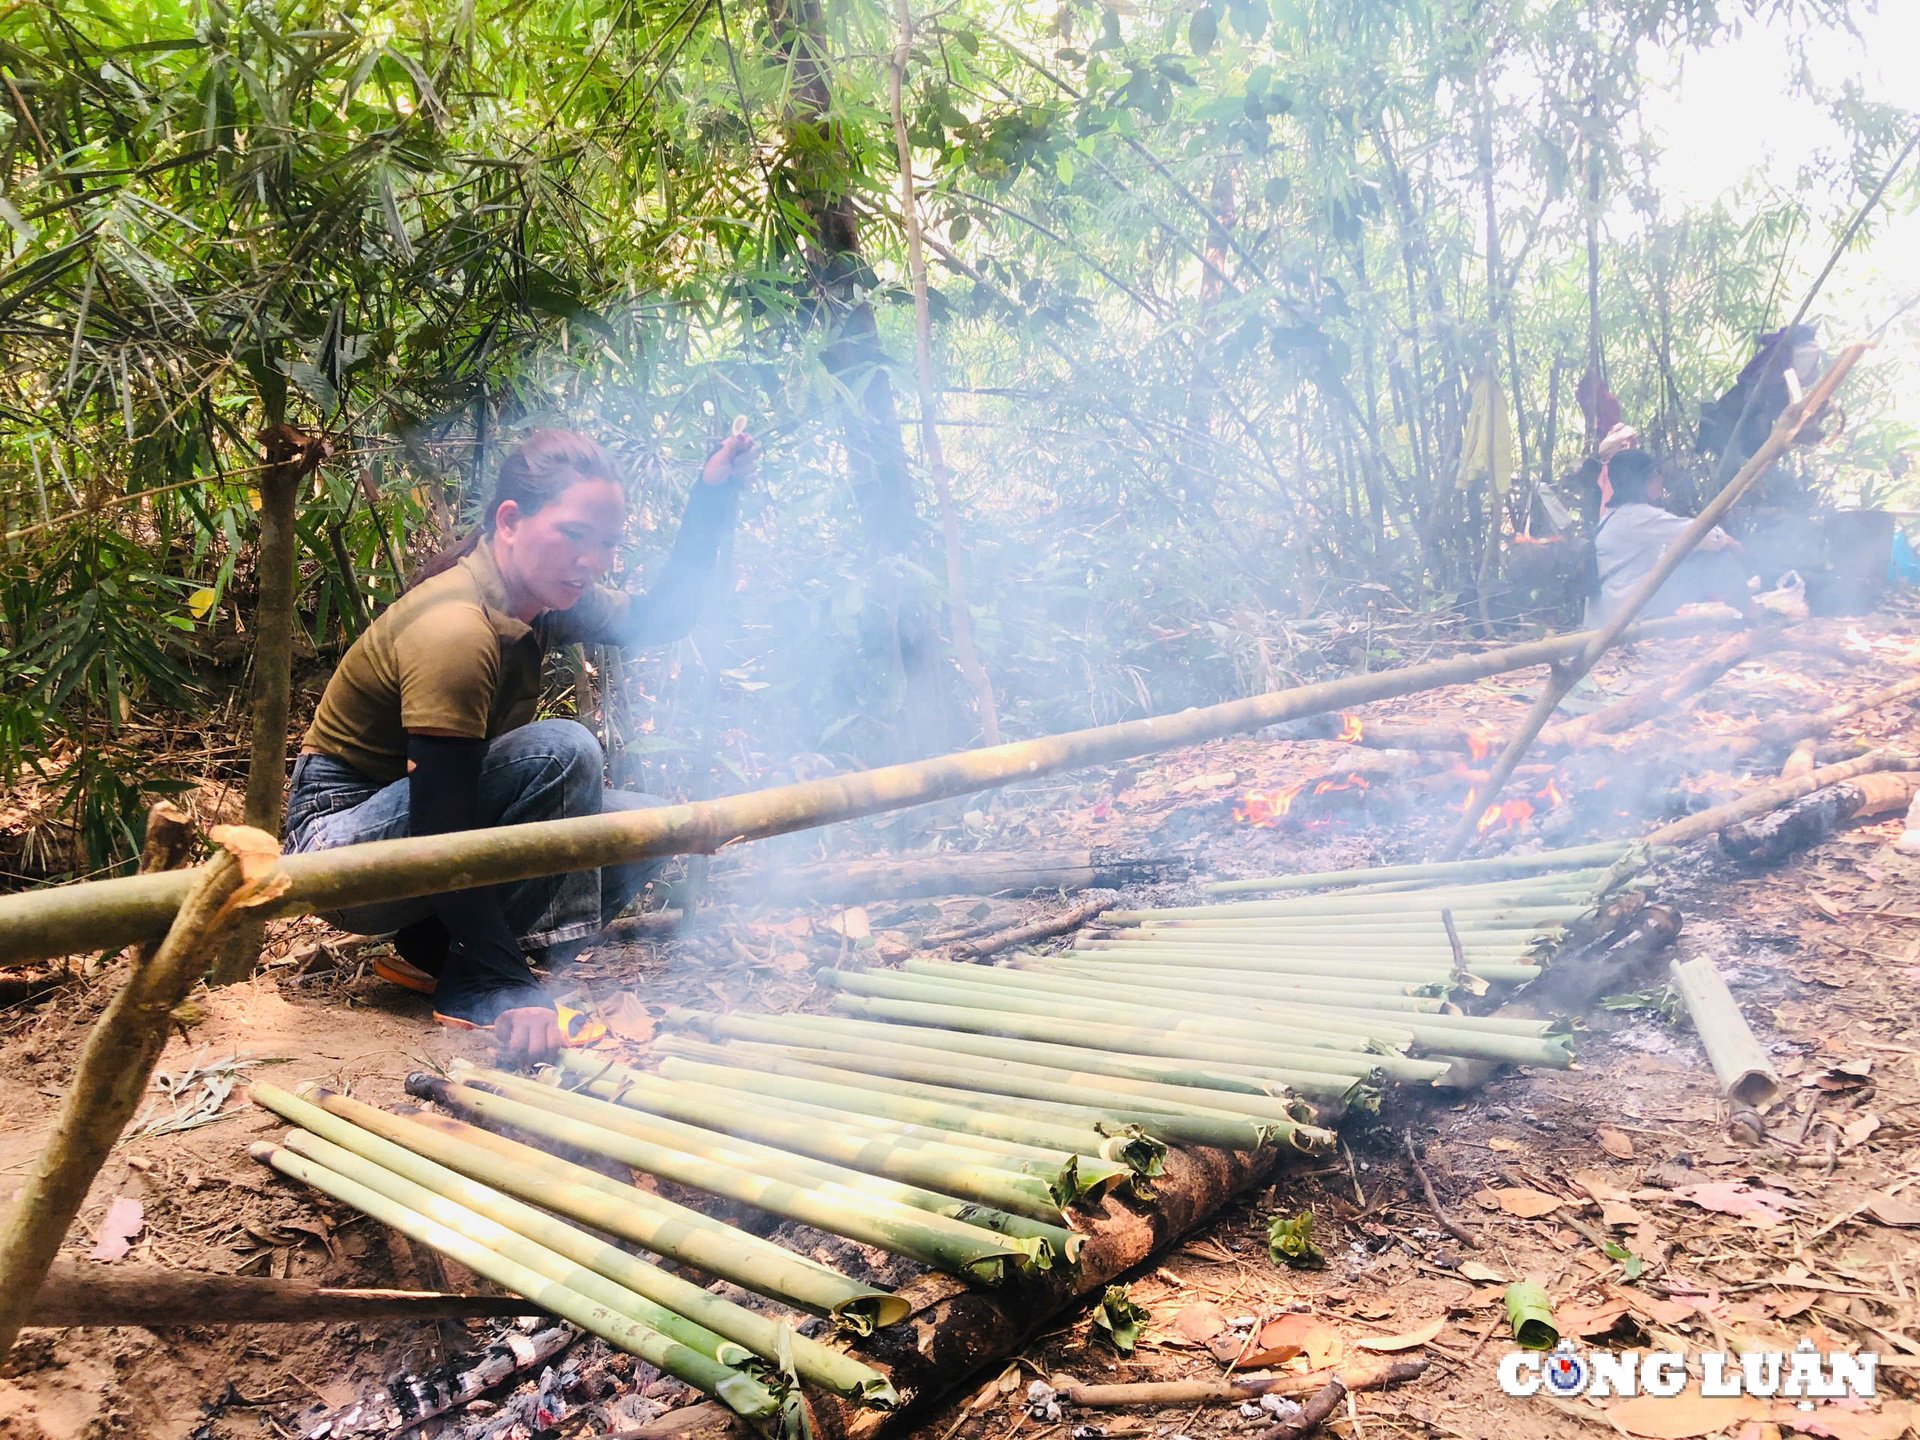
[249,843,1628,1428]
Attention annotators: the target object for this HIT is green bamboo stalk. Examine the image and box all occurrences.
[449,1062,1080,1255]
[895,964,1571,1067]
[643,1049,1170,1174]
[1018,954,1444,1005]
[252,1086,894,1403]
[815,993,1446,1086]
[1668,957,1782,1108]
[1203,842,1635,894]
[297,1087,904,1331]
[411,1075,1043,1283]
[663,1029,1331,1142]
[1105,923,1552,946]
[1110,901,1589,925]
[1318,869,1612,898]
[821,966,1528,1046]
[649,1037,1275,1150]
[546,1057,1073,1217]
[1065,944,1542,984]
[676,1009,1309,1105]
[252,1142,780,1419]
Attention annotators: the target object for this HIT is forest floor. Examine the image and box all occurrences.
[1,615,1918,1440]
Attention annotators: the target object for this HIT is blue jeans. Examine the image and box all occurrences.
[283,719,663,959]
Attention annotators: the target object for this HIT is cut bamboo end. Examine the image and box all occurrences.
[1668,957,1781,1109]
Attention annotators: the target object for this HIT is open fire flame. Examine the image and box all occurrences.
[1337,714,1364,745]
[1467,732,1494,762]
[1235,783,1305,826]
[1475,798,1535,835]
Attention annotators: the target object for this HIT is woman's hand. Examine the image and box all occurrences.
[702,427,759,487]
[493,1005,565,1066]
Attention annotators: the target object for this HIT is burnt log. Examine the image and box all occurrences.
[1719,772,1920,866]
[711,850,1188,908]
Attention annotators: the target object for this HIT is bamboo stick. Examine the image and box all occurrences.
[1668,958,1781,1108]
[409,1075,1046,1282]
[448,1063,1080,1251]
[539,1061,1070,1218]
[649,1051,1173,1173]
[1061,944,1542,984]
[252,1086,895,1402]
[650,1038,1278,1148]
[296,1088,904,1331]
[0,821,279,1360]
[0,617,1734,969]
[1079,932,1542,961]
[253,1142,780,1419]
[813,973,1444,1081]
[1019,956,1444,1004]
[901,963,1572,1067]
[1106,900,1589,924]
[1310,869,1613,899]
[557,1051,1136,1200]
[1204,843,1633,894]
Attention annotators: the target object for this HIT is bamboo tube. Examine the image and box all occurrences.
[539,1060,1069,1218]
[684,1032,1333,1142]
[1035,961,1550,1033]
[682,1009,1302,1102]
[814,974,1441,1082]
[278,1131,749,1367]
[803,997,1444,1089]
[1063,944,1541,984]
[0,616,1731,969]
[449,1062,1081,1253]
[650,1038,1276,1149]
[1321,869,1612,899]
[298,1088,904,1331]
[1020,955,1445,1006]
[1103,922,1553,945]
[900,964,1572,1067]
[253,1088,894,1403]
[648,1050,1171,1173]
[1107,900,1589,924]
[253,1142,779,1419]
[410,1075,1044,1282]
[557,1050,1135,1201]
[1668,958,1782,1108]
[667,1011,1354,1115]
[1204,843,1636,894]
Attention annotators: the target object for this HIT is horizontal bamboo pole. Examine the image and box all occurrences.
[1668,958,1781,1109]
[294,1088,905,1331]
[1081,932,1542,960]
[1065,944,1541,984]
[906,963,1571,1067]
[545,1060,1070,1218]
[449,1063,1080,1253]
[1018,956,1443,1004]
[0,617,1729,968]
[663,1012,1326,1130]
[1317,869,1612,899]
[1107,900,1590,924]
[253,1143,779,1419]
[253,1086,892,1402]
[816,994,1441,1089]
[651,1051,1170,1174]
[412,1075,1045,1282]
[1204,843,1634,894]
[815,970,1442,1080]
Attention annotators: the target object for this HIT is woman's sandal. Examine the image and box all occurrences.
[372,955,440,995]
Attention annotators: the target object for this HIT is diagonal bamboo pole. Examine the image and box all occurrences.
[0,822,285,1358]
[0,615,1731,970]
[1437,346,1865,859]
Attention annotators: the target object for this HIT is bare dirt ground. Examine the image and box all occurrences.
[1,616,1916,1440]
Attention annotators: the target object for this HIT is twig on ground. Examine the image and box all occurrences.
[951,898,1117,960]
[1403,1132,1480,1249]
[1257,1378,1346,1440]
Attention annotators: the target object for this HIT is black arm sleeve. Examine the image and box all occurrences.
[407,735,549,1014]
[617,477,739,648]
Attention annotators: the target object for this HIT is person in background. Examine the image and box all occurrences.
[1586,450,1752,626]
[283,427,756,1063]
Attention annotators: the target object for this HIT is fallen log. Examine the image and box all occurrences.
[23,1258,543,1328]
[1541,629,1778,747]
[949,898,1118,959]
[618,1141,1297,1440]
[712,850,1187,908]
[1718,771,1920,865]
[1647,751,1911,846]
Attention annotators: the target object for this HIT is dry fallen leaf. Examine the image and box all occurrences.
[90,1196,144,1263]
[1785,1400,1920,1440]
[1172,770,1238,794]
[1486,1137,1520,1152]
[1864,1190,1920,1228]
[598,992,656,1045]
[1354,1317,1445,1352]
[1596,1126,1636,1160]
[1668,1181,1796,1227]
[1457,1260,1507,1284]
[1607,1391,1765,1439]
[1479,1186,1563,1218]
[1169,1301,1227,1344]
[1629,1293,1697,1327]
[830,907,871,940]
[1556,1297,1631,1338]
